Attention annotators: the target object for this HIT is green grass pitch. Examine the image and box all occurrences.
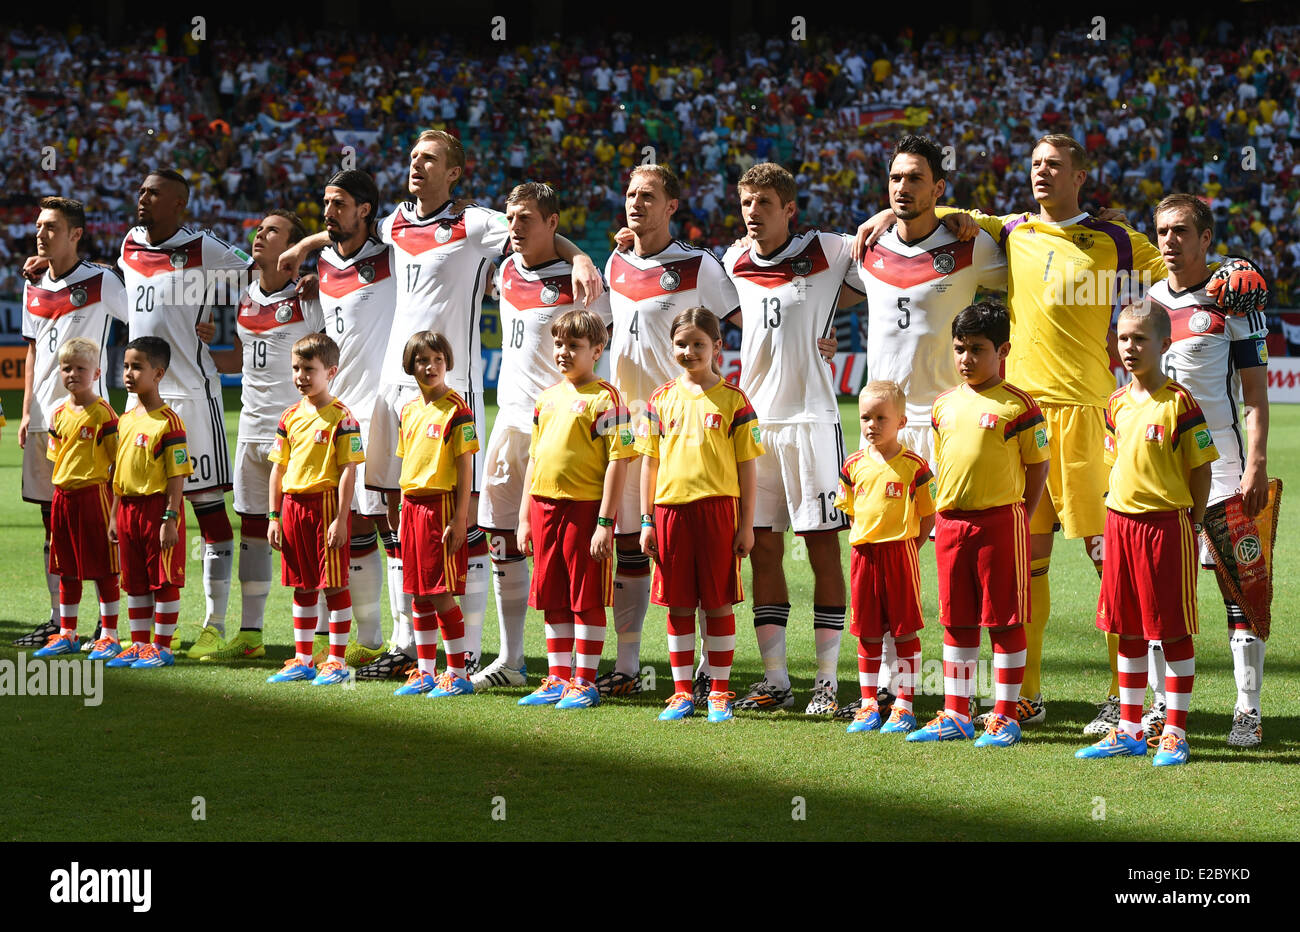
[1,388,1296,841]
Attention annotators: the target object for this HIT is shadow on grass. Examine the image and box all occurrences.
[3,640,1296,843]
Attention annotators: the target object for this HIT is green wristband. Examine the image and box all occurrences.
[162,509,178,521]
[267,511,281,520]
[596,516,615,527]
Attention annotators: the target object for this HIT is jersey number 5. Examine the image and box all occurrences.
[896,296,910,330]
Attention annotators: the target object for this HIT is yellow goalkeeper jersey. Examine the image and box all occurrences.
[952,208,1167,408]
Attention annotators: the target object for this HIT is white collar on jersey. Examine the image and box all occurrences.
[1034,211,1089,228]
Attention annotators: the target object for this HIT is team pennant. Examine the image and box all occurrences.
[1200,478,1282,640]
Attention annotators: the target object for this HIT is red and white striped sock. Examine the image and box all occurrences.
[989,625,1027,720]
[573,607,606,685]
[705,612,735,694]
[96,577,121,641]
[292,590,319,665]
[412,599,440,676]
[943,627,980,721]
[666,612,696,694]
[544,609,574,681]
[58,578,83,638]
[857,638,882,703]
[896,636,920,714]
[152,584,181,649]
[126,594,154,644]
[1162,635,1195,740]
[437,605,467,679]
[1116,637,1148,739]
[325,590,352,663]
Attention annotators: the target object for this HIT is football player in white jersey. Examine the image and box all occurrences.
[280,131,602,678]
[1145,193,1271,748]
[722,162,862,714]
[474,183,612,689]
[206,210,329,660]
[598,164,740,699]
[116,169,253,657]
[14,197,128,647]
[840,135,1007,719]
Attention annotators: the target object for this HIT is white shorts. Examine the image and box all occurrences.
[476,423,530,531]
[753,421,850,534]
[22,431,54,504]
[616,456,645,537]
[1201,425,1247,566]
[898,423,936,474]
[161,392,232,496]
[233,441,274,517]
[368,384,486,497]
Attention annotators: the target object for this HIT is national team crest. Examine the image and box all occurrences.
[314,429,328,444]
[540,284,561,306]
[1189,310,1212,334]
[570,399,588,413]
[358,263,375,283]
[932,252,955,275]
[885,481,903,499]
[169,252,187,269]
[79,426,93,440]
[274,304,293,323]
[791,256,813,276]
[1145,424,1165,443]
[635,420,649,438]
[70,287,88,307]
[435,224,453,243]
[703,413,722,429]
[659,269,681,291]
[1072,232,1095,250]
[135,432,148,448]
[978,413,998,430]
[426,423,443,439]
[1104,435,1116,453]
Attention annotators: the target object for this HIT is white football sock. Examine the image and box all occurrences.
[461,543,489,661]
[612,553,651,676]
[492,556,529,668]
[348,544,384,650]
[1147,640,1166,706]
[237,537,272,631]
[202,540,234,636]
[753,602,791,690]
[1230,630,1264,714]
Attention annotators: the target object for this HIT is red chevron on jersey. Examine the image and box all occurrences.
[237,294,306,333]
[388,213,467,255]
[608,252,703,302]
[119,238,203,277]
[25,276,105,319]
[1157,299,1227,342]
[318,251,393,298]
[730,236,829,289]
[860,238,975,289]
[501,263,573,309]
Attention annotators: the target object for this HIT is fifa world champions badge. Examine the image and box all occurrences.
[1201,477,1281,640]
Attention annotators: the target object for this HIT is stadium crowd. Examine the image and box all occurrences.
[1,16,1299,308]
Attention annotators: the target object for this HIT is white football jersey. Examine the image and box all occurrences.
[21,260,128,431]
[117,225,252,398]
[854,225,1007,423]
[234,280,325,443]
[317,237,396,428]
[1150,270,1268,437]
[606,240,740,412]
[723,231,854,424]
[496,252,613,432]
[377,201,510,393]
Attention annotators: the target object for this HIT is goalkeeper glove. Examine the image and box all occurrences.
[1206,257,1270,315]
